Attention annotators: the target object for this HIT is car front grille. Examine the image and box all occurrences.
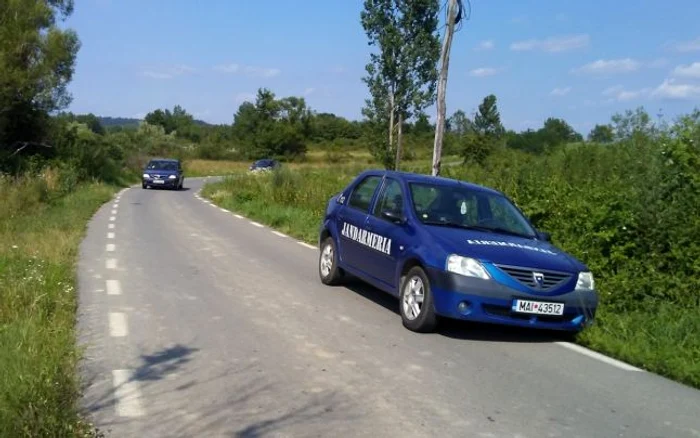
[495,264,572,291]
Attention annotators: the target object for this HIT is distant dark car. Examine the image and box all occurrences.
[142,158,184,190]
[249,159,280,173]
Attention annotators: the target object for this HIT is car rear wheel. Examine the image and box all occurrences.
[142,183,147,189]
[319,237,343,285]
[399,266,437,333]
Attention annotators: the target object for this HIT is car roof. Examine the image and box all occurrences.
[357,169,505,197]
[148,158,179,162]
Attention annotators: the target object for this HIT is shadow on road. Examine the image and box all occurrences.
[340,276,571,344]
[80,342,354,437]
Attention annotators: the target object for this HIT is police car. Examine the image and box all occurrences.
[317,170,598,333]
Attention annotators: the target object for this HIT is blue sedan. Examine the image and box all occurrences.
[317,170,598,333]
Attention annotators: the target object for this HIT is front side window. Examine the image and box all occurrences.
[409,182,536,238]
[373,178,404,218]
[348,176,381,213]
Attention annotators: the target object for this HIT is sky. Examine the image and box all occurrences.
[64,0,700,134]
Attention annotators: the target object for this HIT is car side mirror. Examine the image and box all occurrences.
[382,210,406,224]
[536,230,552,242]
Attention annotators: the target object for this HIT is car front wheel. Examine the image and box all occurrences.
[319,237,343,285]
[399,266,437,333]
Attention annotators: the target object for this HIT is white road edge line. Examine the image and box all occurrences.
[107,232,115,239]
[272,231,287,238]
[106,243,116,252]
[112,369,145,417]
[250,221,264,228]
[111,209,117,215]
[219,208,229,212]
[108,223,115,229]
[109,312,127,337]
[298,242,316,250]
[109,216,116,222]
[234,214,243,219]
[106,259,117,270]
[106,279,122,295]
[555,342,645,372]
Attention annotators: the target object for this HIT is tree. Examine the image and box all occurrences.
[448,110,473,135]
[360,0,441,170]
[539,117,583,147]
[0,0,80,149]
[463,94,504,164]
[588,124,615,143]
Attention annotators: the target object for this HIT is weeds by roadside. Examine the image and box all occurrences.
[0,171,117,437]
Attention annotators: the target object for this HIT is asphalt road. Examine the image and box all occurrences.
[77,177,700,438]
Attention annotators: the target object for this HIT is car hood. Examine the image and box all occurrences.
[424,225,584,273]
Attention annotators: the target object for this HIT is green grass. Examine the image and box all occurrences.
[201,164,700,390]
[0,173,117,437]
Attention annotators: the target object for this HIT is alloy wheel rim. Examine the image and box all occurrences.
[402,276,424,320]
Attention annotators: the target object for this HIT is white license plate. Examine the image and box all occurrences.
[153,180,165,184]
[512,299,564,316]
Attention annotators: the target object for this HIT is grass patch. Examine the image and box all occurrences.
[201,163,700,390]
[0,174,117,437]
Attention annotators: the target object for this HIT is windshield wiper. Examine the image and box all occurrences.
[423,220,532,239]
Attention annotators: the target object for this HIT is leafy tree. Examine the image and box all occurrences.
[539,117,583,147]
[462,94,504,164]
[588,124,615,143]
[0,0,80,149]
[611,107,655,141]
[360,0,441,169]
[448,110,474,135]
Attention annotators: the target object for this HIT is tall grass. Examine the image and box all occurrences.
[0,171,116,437]
[202,132,700,389]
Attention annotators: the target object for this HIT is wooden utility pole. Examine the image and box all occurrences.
[431,0,459,177]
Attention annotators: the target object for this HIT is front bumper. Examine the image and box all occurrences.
[143,177,178,187]
[426,267,598,332]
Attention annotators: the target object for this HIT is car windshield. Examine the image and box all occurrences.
[409,182,536,239]
[147,160,178,171]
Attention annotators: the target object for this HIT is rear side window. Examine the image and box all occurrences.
[348,176,381,213]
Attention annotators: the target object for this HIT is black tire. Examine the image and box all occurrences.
[142,183,147,189]
[319,237,343,285]
[399,266,438,333]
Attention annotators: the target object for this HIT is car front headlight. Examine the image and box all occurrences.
[143,173,149,178]
[576,272,595,291]
[168,175,177,179]
[446,255,491,279]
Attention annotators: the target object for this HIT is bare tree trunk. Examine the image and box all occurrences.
[395,112,403,170]
[431,0,458,177]
[388,91,395,166]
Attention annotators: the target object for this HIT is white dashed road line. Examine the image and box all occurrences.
[272,231,287,238]
[111,209,117,215]
[112,370,145,417]
[110,216,116,221]
[106,279,122,296]
[106,259,117,270]
[219,208,228,213]
[106,243,116,252]
[109,312,128,337]
[234,214,243,219]
[250,221,264,228]
[107,232,115,239]
[298,242,316,250]
[556,342,644,372]
[108,223,115,229]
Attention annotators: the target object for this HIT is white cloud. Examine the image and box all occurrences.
[672,62,700,79]
[572,58,640,75]
[214,63,281,78]
[651,79,700,100]
[214,63,240,73]
[601,85,651,102]
[550,86,572,96]
[469,67,499,77]
[141,64,195,80]
[303,87,315,96]
[235,92,256,104]
[648,58,669,68]
[510,34,589,53]
[667,37,700,52]
[474,40,495,51]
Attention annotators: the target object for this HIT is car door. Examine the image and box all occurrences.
[363,177,412,290]
[336,174,383,272]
